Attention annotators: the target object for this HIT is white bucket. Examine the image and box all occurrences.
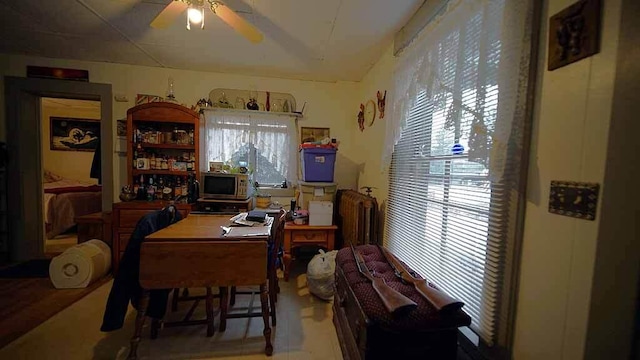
[49,239,111,289]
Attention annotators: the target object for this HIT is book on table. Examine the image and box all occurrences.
[246,210,268,222]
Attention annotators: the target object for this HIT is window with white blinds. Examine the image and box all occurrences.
[385,0,534,350]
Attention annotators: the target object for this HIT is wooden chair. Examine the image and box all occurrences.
[228,209,286,326]
[129,241,272,359]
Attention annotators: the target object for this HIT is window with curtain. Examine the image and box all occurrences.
[200,110,298,185]
[384,0,535,353]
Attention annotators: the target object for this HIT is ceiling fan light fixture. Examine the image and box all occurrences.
[186,6,205,30]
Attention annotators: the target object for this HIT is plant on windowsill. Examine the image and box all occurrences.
[253,181,272,209]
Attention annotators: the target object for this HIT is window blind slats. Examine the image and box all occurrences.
[384,0,529,346]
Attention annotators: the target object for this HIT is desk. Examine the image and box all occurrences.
[128,214,273,359]
[283,222,338,281]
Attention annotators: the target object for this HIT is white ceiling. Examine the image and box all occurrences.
[0,0,423,82]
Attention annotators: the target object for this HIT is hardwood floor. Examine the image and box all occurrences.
[0,276,110,348]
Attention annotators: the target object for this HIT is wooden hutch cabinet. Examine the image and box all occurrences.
[111,102,200,273]
[127,102,200,186]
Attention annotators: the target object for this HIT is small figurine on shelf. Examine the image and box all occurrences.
[246,98,259,110]
[217,92,233,108]
[266,91,271,111]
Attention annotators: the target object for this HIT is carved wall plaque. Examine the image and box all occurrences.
[548,0,601,71]
[548,181,599,220]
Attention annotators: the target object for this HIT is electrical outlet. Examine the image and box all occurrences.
[548,181,599,220]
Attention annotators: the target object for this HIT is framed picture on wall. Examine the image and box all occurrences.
[50,117,100,152]
[116,119,127,137]
[301,127,330,143]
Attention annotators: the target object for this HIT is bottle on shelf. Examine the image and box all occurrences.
[165,177,174,200]
[181,176,188,198]
[133,179,140,195]
[147,176,155,201]
[137,174,146,200]
[175,176,182,198]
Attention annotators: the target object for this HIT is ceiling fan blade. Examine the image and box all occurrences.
[150,1,188,29]
[213,3,263,44]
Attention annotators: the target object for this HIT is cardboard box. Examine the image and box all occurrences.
[309,201,333,226]
[298,181,337,210]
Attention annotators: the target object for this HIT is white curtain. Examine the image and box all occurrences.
[385,0,533,183]
[200,110,298,183]
[383,0,535,347]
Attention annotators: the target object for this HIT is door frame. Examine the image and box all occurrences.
[4,76,112,262]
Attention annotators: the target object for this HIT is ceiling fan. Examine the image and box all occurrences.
[150,0,263,43]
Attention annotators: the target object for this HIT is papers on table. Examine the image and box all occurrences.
[222,213,273,237]
[221,226,271,238]
[230,212,273,227]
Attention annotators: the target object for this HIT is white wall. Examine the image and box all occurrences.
[346,0,625,359]
[351,45,395,203]
[40,99,100,183]
[513,0,621,359]
[0,55,361,199]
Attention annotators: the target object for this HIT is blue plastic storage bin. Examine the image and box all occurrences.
[300,148,337,182]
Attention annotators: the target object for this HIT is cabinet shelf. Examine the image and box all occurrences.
[137,143,195,150]
[132,169,192,176]
[127,102,200,187]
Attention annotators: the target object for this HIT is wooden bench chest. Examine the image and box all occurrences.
[332,245,472,360]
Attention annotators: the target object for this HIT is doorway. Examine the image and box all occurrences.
[41,98,103,255]
[4,76,112,263]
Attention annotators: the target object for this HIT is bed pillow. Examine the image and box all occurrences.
[43,169,63,183]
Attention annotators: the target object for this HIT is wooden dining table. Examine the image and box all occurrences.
[127,214,274,359]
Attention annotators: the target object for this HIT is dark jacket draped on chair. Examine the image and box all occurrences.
[101,206,182,332]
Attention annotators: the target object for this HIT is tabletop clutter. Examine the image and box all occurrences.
[221,211,273,237]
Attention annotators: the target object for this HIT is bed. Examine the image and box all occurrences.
[44,177,102,239]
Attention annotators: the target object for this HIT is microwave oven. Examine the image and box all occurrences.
[200,172,250,200]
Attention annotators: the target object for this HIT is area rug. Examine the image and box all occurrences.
[0,259,51,278]
[0,275,111,348]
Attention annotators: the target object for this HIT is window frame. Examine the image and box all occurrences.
[200,109,298,187]
[384,0,541,357]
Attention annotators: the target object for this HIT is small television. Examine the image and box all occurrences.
[200,172,250,200]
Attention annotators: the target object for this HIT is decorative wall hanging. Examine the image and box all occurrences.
[27,66,89,81]
[548,180,599,220]
[50,117,100,152]
[548,0,601,71]
[365,99,376,127]
[135,94,164,105]
[357,104,365,132]
[116,119,127,137]
[377,90,387,119]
